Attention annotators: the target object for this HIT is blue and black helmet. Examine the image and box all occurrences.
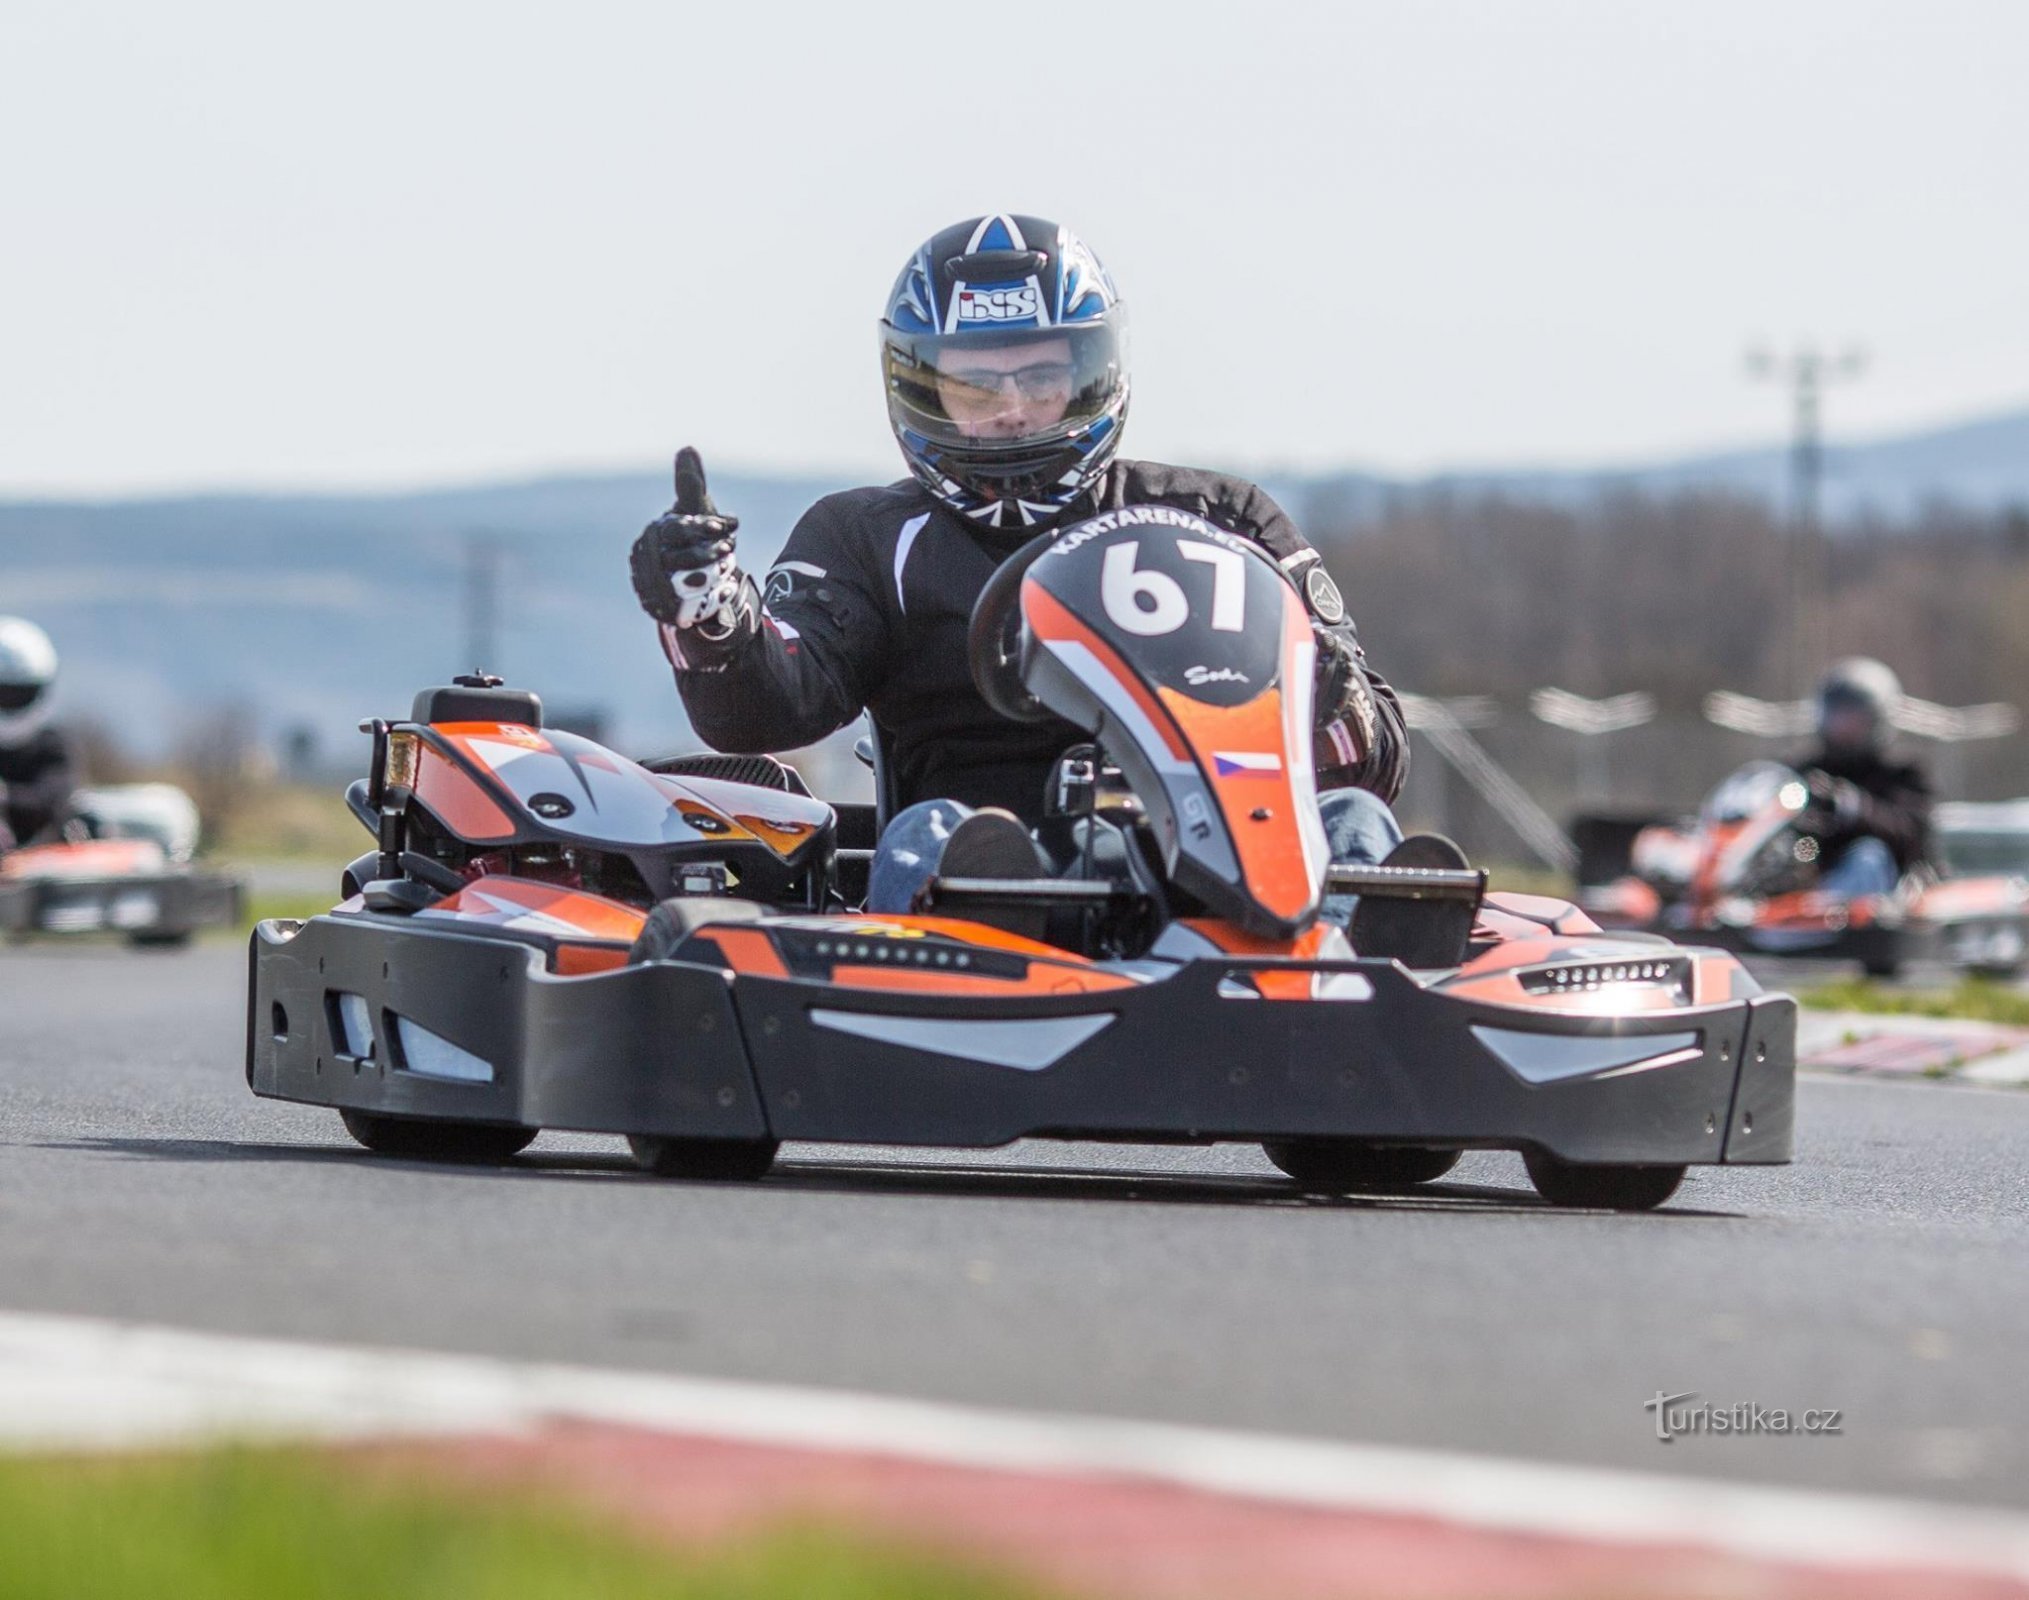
[880,214,1129,534]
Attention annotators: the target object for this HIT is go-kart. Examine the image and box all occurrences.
[1581,761,2029,979]
[1,783,243,947]
[247,506,1794,1210]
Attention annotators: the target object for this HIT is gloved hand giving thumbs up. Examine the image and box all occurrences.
[629,447,760,665]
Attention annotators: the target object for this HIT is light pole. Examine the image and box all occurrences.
[464,533,502,677]
[1745,344,1866,693]
[1529,687,1657,806]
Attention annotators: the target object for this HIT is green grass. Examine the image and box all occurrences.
[236,891,342,934]
[211,783,369,864]
[1797,975,2029,1027]
[0,1448,1059,1600]
[1481,863,1577,900]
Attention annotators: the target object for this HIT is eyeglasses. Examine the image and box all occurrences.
[937,361,1077,400]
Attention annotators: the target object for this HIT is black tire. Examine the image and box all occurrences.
[1263,1139,1460,1191]
[339,1108,535,1164]
[627,1134,779,1181]
[1861,958,1900,980]
[628,896,769,964]
[625,899,778,1179]
[1523,1149,1685,1211]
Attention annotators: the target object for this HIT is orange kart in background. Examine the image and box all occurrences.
[1,784,242,948]
[249,507,1795,1211]
[1581,762,2029,979]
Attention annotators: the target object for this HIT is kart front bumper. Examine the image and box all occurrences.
[0,870,242,938]
[248,914,1795,1167]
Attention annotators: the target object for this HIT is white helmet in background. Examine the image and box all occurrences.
[1815,656,1902,755]
[0,617,59,747]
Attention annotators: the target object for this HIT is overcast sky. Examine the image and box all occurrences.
[4,0,2024,497]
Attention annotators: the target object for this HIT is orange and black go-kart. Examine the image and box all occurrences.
[0,784,242,948]
[248,507,1794,1211]
[1580,762,2029,980]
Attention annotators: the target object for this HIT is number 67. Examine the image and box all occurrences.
[1100,540,1246,636]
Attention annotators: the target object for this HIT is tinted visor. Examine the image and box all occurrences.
[882,319,1126,453]
[0,682,45,714]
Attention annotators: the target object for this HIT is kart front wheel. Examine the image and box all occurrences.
[1523,1149,1685,1211]
[1263,1140,1460,1191]
[339,1108,535,1165]
[628,1135,779,1182]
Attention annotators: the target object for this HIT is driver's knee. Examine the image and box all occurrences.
[1820,835,1898,899]
[867,799,975,912]
[1318,786,1403,868]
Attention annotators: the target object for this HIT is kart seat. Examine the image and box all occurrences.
[412,681,543,728]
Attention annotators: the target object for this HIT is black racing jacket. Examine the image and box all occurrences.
[1791,745,1933,873]
[0,726,79,846]
[665,460,1407,824]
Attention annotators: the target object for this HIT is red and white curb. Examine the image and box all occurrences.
[2,1310,2028,1597]
[1800,1011,2029,1086]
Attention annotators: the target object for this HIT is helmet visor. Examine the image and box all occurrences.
[0,682,45,714]
[1818,688,1880,750]
[882,319,1127,454]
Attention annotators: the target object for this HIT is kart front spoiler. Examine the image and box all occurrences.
[248,914,1795,1167]
[0,870,242,938]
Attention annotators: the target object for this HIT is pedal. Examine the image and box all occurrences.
[1342,838,1485,969]
[1325,864,1488,903]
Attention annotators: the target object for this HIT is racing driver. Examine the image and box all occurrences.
[630,213,1410,918]
[0,616,79,850]
[1790,657,1932,898]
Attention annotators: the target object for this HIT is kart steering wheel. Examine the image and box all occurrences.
[966,538,1055,724]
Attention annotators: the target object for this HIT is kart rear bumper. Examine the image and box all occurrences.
[248,914,1794,1167]
[0,870,242,937]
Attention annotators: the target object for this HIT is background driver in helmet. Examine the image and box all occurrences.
[1790,657,1932,899]
[630,214,1408,915]
[0,617,80,850]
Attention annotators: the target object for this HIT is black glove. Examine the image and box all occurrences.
[1311,624,1378,755]
[1797,768,1865,839]
[629,449,758,654]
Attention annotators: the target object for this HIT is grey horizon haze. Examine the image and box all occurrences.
[4,0,2025,498]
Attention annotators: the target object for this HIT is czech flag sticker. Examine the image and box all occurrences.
[1214,751,1283,777]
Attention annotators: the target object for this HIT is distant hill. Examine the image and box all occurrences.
[4,406,2025,763]
[1284,406,2029,528]
[0,469,851,765]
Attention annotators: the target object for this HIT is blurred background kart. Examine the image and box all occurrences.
[0,783,243,948]
[1577,763,2029,979]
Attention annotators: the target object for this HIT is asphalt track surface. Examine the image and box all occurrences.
[4,943,2027,1514]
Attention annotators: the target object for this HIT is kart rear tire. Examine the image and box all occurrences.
[1263,1140,1460,1191]
[628,1134,779,1182]
[629,896,769,964]
[1523,1149,1685,1211]
[339,1108,535,1164]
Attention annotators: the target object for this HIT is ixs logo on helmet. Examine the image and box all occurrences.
[955,286,1041,323]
